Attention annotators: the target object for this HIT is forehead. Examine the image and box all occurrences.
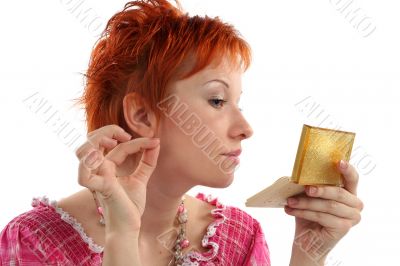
[198,62,242,79]
[170,69,242,100]
[178,59,243,87]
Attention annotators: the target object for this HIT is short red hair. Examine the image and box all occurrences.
[74,0,251,134]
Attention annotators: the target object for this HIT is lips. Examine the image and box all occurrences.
[222,149,242,157]
[221,149,241,165]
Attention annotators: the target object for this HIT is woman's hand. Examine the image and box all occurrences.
[75,124,160,234]
[285,160,364,264]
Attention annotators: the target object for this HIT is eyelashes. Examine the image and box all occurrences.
[208,98,243,112]
[209,98,227,108]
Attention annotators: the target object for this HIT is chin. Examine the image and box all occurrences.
[218,175,235,188]
[194,155,239,188]
[204,169,236,188]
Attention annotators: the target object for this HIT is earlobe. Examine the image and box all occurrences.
[123,92,156,138]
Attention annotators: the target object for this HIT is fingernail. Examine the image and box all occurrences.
[287,198,298,205]
[340,160,348,169]
[284,206,293,212]
[85,150,98,166]
[308,186,317,195]
[105,138,117,145]
[123,132,132,139]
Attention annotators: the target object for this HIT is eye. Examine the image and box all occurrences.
[209,98,227,109]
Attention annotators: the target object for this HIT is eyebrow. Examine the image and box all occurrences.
[203,79,243,94]
[203,79,229,88]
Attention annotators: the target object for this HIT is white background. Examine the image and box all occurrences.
[1,0,399,265]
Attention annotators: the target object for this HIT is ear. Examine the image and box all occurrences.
[123,92,157,138]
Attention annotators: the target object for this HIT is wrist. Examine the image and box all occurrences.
[289,243,328,266]
[104,219,141,237]
[105,230,140,242]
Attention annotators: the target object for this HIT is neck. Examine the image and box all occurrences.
[139,168,192,240]
[115,154,195,242]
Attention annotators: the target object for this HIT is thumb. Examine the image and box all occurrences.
[337,160,359,196]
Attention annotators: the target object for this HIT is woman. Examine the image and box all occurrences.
[0,0,363,265]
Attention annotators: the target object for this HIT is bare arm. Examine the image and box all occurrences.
[289,244,327,266]
[102,232,142,266]
[75,125,160,266]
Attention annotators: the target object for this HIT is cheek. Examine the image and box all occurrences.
[158,118,236,187]
[158,117,194,159]
[158,105,234,175]
[160,107,225,159]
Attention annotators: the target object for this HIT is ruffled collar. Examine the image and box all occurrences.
[183,193,227,265]
[31,193,227,264]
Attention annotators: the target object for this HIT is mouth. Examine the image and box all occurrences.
[221,149,241,164]
[221,149,242,157]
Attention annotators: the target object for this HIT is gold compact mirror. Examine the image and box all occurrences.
[245,124,356,208]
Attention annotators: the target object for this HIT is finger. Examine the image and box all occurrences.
[337,160,359,196]
[130,141,160,183]
[78,149,109,191]
[75,135,122,158]
[287,196,361,222]
[99,137,119,155]
[78,137,159,192]
[101,124,132,142]
[304,185,364,211]
[92,138,158,182]
[75,136,116,159]
[105,138,160,166]
[284,206,354,229]
[87,124,132,141]
[75,127,131,159]
[79,165,119,197]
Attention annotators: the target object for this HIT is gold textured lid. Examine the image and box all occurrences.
[291,124,355,186]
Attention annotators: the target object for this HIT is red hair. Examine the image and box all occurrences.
[73,0,251,134]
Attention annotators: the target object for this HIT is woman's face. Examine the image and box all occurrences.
[156,58,253,188]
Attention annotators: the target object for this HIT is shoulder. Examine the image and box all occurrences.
[2,197,62,232]
[0,196,62,264]
[0,196,63,246]
[0,196,102,265]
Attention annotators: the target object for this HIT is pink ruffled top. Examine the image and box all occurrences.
[0,193,271,265]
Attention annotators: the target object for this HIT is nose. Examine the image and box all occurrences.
[229,109,254,140]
